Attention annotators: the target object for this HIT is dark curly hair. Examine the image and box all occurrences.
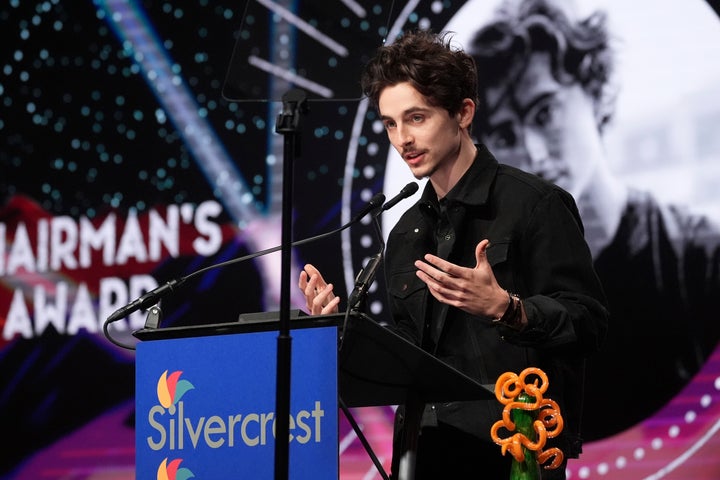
[361,30,481,121]
[470,0,617,132]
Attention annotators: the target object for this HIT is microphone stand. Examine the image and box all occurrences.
[338,209,392,480]
[275,88,307,480]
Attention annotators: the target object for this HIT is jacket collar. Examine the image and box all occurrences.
[418,143,498,211]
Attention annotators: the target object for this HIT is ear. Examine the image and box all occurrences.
[457,98,476,130]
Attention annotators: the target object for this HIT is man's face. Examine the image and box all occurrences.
[481,52,603,198]
[379,82,465,181]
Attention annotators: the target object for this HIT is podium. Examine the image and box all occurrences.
[133,314,339,480]
[133,312,494,479]
[336,314,495,479]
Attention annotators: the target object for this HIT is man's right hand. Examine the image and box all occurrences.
[298,264,341,315]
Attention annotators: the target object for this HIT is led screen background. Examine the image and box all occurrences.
[1,1,720,479]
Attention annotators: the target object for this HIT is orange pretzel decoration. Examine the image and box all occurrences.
[490,367,565,470]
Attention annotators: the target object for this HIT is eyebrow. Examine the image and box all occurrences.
[380,106,432,121]
[488,90,556,126]
[517,91,555,119]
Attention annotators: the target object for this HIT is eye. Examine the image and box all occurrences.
[411,114,423,123]
[534,105,551,127]
[383,120,396,130]
[531,99,560,129]
[486,122,517,150]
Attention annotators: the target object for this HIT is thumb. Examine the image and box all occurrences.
[474,239,491,268]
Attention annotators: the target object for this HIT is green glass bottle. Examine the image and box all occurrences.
[509,392,541,480]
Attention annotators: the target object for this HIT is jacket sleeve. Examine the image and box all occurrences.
[498,188,609,355]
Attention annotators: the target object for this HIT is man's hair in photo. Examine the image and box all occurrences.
[471,0,617,131]
[361,30,480,119]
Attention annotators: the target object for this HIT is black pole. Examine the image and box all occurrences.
[274,88,307,480]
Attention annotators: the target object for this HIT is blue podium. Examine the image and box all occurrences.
[134,314,340,480]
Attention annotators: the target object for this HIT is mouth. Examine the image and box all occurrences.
[403,150,425,165]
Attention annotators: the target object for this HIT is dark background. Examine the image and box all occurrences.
[2,1,720,479]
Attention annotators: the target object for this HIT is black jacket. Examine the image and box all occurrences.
[384,144,609,457]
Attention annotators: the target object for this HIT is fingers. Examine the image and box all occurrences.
[417,254,454,277]
[413,239,494,317]
[415,252,465,285]
[299,264,326,296]
[310,283,339,315]
[302,264,325,287]
[298,269,310,292]
[475,239,491,267]
[315,290,340,315]
[415,257,458,304]
[298,264,339,315]
[297,239,494,315]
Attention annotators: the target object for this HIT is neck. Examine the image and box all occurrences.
[577,173,629,257]
[430,136,477,199]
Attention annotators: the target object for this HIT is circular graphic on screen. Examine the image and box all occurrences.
[343,0,720,478]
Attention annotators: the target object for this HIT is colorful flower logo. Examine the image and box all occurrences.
[157,457,195,480]
[156,370,195,408]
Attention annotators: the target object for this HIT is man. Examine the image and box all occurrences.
[469,0,720,439]
[300,30,608,479]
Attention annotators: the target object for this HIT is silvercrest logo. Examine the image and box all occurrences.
[146,370,326,451]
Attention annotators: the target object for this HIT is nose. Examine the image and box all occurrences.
[396,123,413,147]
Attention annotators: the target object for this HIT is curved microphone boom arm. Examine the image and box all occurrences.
[102,192,386,349]
[103,181,419,349]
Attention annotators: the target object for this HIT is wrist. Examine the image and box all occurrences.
[493,290,513,321]
[493,290,524,329]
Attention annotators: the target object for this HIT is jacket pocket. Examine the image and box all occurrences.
[388,269,425,300]
[387,269,427,341]
[487,241,509,267]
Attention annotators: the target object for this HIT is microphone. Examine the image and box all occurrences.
[352,192,385,222]
[106,279,184,323]
[380,182,419,212]
[105,192,385,325]
[347,252,383,310]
